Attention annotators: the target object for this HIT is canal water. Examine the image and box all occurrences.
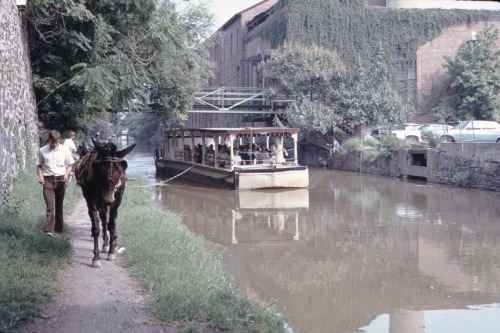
[126,144,500,333]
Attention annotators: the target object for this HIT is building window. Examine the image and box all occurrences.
[396,61,416,82]
[230,33,233,56]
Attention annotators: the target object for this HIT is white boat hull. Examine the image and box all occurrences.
[235,167,309,190]
[155,159,308,190]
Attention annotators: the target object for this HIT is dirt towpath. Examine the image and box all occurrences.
[24,197,176,333]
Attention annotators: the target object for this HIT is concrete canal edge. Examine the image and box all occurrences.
[323,143,500,192]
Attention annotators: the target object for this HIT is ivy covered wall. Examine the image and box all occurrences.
[261,0,495,63]
[255,0,497,110]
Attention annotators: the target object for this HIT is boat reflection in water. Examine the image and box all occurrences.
[155,184,308,247]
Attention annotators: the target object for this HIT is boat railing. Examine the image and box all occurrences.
[171,149,298,169]
[174,150,183,160]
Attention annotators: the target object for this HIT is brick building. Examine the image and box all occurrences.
[193,0,500,128]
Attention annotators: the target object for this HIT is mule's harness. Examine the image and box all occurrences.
[94,157,126,191]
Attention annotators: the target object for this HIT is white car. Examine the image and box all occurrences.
[429,120,500,143]
[420,123,454,141]
[373,123,423,143]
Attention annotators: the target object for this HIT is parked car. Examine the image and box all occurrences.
[371,123,423,143]
[428,120,500,143]
[420,123,453,142]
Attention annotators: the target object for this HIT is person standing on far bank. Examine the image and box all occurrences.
[329,137,340,158]
[37,130,74,236]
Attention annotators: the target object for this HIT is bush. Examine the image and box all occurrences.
[361,149,380,163]
[454,171,470,187]
[341,135,406,161]
[341,137,364,151]
[427,137,440,149]
[379,135,405,158]
[363,135,380,148]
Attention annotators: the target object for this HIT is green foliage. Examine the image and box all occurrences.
[119,177,285,332]
[263,44,414,134]
[435,25,500,122]
[25,0,214,132]
[426,137,440,149]
[260,0,493,66]
[361,149,380,163]
[0,167,76,331]
[85,117,115,140]
[332,126,350,143]
[341,135,404,161]
[257,0,495,119]
[378,135,405,158]
[363,135,380,148]
[454,170,471,187]
[341,137,364,151]
[119,113,162,145]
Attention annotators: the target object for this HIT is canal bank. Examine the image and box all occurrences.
[20,175,285,333]
[324,142,500,192]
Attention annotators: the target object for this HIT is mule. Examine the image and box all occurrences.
[75,138,136,267]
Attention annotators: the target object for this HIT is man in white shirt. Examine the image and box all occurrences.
[329,138,340,158]
[63,131,78,176]
[37,130,74,236]
[63,131,77,156]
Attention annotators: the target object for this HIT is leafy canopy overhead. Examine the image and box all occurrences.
[25,0,214,133]
[263,44,414,134]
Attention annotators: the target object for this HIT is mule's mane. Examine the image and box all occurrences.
[93,157,125,163]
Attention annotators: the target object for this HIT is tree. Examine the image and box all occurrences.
[263,43,414,134]
[25,0,214,134]
[434,25,500,122]
[119,112,162,145]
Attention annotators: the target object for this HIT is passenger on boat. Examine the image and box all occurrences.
[272,139,288,164]
[206,144,215,166]
[251,144,259,163]
[223,136,231,149]
[195,144,203,163]
[257,145,270,164]
[219,145,229,168]
[232,149,242,166]
[240,145,251,165]
[183,145,192,162]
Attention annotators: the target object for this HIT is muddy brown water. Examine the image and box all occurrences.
[126,144,500,333]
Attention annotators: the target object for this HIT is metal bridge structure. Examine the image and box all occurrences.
[188,87,292,115]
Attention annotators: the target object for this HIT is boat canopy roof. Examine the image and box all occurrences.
[167,127,300,136]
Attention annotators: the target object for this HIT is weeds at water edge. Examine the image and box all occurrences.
[119,177,285,332]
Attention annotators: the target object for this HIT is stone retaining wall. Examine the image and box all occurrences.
[0,0,39,206]
[427,143,500,191]
[326,143,500,192]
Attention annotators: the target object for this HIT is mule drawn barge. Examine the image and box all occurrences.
[154,127,309,190]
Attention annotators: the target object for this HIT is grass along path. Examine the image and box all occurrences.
[22,195,172,333]
[118,177,285,332]
[6,171,284,332]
